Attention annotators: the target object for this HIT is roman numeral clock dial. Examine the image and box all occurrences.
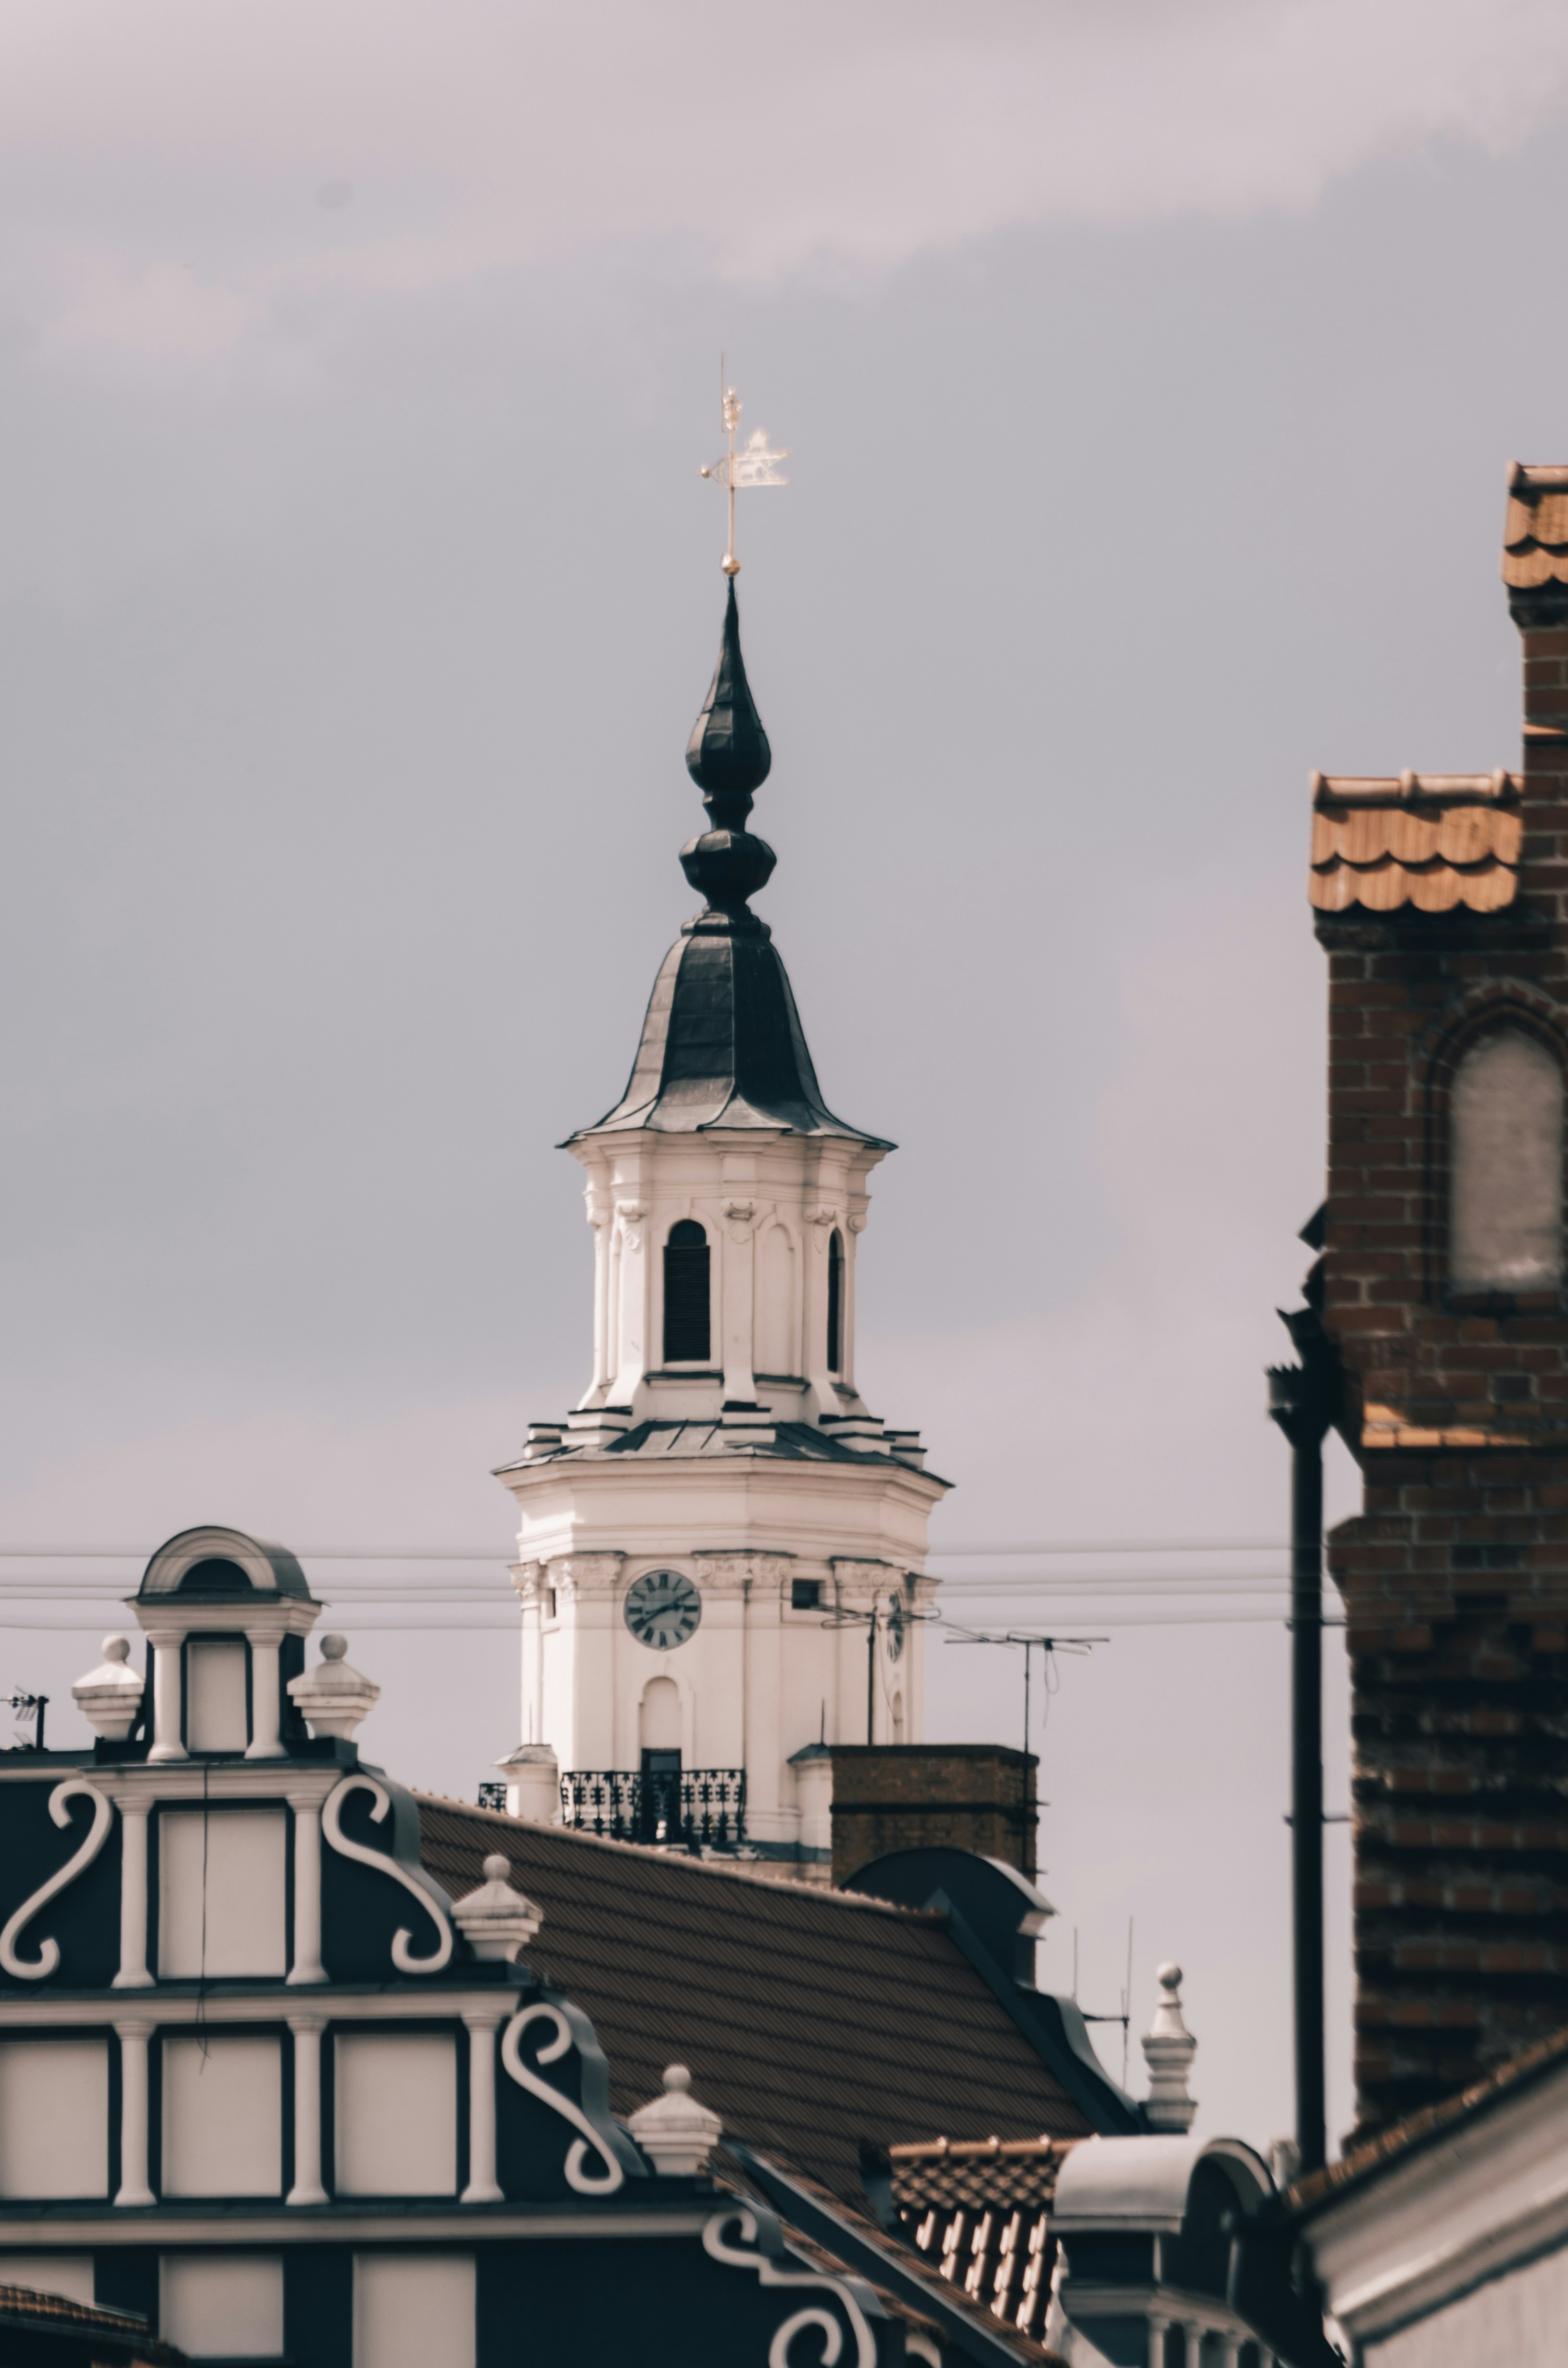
[623,1569,702,1650]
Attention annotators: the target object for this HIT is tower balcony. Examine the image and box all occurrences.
[559,1765,747,1855]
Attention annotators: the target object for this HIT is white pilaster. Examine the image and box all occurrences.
[287,2015,328,2205]
[286,1792,326,1985]
[146,1632,187,1763]
[245,1631,286,1759]
[113,1800,153,1990]
[461,2008,505,2203]
[114,2021,155,2206]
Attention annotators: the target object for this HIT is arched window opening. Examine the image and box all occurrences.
[662,1220,710,1362]
[1451,1027,1565,1296]
[826,1229,845,1373]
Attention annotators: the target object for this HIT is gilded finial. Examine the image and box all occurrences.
[698,380,787,575]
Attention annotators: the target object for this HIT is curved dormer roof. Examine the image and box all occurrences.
[137,1524,315,1602]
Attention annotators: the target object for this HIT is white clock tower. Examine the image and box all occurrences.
[494,575,947,1878]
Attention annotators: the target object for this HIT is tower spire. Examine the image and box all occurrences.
[680,579,776,914]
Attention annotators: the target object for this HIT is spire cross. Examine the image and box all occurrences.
[699,384,788,576]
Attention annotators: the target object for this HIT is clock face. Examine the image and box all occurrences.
[623,1568,702,1651]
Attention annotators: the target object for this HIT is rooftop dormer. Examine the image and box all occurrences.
[130,1526,320,1762]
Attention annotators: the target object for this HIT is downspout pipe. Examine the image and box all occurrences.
[1267,1273,1341,2180]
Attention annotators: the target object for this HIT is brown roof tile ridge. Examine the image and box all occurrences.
[1289,2016,1568,2215]
[890,2136,1077,2164]
[1509,461,1568,496]
[1311,769,1517,807]
[415,1794,943,1917]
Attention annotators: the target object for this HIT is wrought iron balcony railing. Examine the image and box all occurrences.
[560,1768,746,1853]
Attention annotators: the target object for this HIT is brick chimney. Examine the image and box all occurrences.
[1310,464,1568,2138]
[826,1744,1037,1889]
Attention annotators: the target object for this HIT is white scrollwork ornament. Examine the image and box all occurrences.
[0,1779,114,1981]
[703,2209,876,2368]
[501,2001,625,2194]
[321,1773,454,1973]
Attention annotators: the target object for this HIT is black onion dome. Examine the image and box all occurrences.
[566,584,889,1146]
[686,577,771,816]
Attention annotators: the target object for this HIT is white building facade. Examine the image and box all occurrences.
[494,583,947,1875]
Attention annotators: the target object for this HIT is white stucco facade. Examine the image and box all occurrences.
[494,1120,946,1871]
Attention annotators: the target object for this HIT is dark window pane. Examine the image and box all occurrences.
[827,1229,844,1372]
[791,1579,821,1610]
[663,1219,711,1362]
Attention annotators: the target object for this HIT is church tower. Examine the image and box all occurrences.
[493,568,947,1878]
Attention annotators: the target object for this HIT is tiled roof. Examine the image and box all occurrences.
[417,1800,1096,2210]
[0,2284,183,2364]
[726,2147,1067,2367]
[1289,2017,1568,2218]
[1309,772,1520,915]
[891,2136,1070,2214]
[1503,462,1568,591]
[889,2139,1073,2348]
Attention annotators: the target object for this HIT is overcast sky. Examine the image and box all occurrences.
[4,0,1568,2151]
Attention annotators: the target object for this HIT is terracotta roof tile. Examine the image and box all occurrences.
[724,2148,1068,2365]
[1308,772,1520,916]
[1503,463,1568,589]
[417,1798,1095,2211]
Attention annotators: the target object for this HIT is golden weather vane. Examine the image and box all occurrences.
[698,381,788,576]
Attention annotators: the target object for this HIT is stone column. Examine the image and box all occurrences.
[146,1632,187,1763]
[244,1631,286,1759]
[287,2015,328,2205]
[286,1793,326,1985]
[461,2008,505,2203]
[1146,2317,1169,2368]
[114,2021,155,2206]
[1184,2326,1203,2368]
[113,1799,153,1989]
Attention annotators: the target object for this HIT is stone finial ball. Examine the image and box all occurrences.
[482,1854,511,1884]
[320,1635,348,1661]
[1157,1961,1183,1988]
[663,2064,693,2093]
[102,1636,131,1663]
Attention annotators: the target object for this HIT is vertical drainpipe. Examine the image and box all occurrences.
[1267,1246,1340,2179]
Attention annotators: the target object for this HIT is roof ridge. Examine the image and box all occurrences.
[1290,2015,1568,2212]
[415,1794,942,1917]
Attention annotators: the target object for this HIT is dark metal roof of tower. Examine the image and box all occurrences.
[568,582,890,1146]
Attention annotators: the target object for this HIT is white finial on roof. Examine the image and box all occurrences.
[451,1851,544,1961]
[72,1636,144,1741]
[629,2063,724,2177]
[287,1635,380,1741]
[1141,1961,1198,2133]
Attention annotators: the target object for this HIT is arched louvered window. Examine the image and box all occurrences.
[1451,1027,1565,1295]
[662,1220,711,1362]
[827,1228,845,1373]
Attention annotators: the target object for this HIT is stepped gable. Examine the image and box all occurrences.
[417,1798,1096,2210]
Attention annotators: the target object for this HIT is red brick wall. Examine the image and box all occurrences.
[828,1744,1037,1889]
[1320,533,1568,2137]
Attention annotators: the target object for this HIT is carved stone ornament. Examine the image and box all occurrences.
[617,1202,646,1251]
[1141,1961,1199,2133]
[287,1634,380,1741]
[629,2063,723,2176]
[72,1635,144,1741]
[452,1852,544,1961]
